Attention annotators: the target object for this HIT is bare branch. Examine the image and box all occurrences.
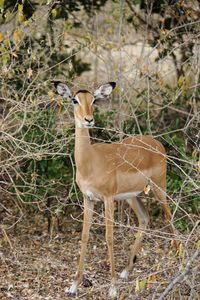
[158,247,200,300]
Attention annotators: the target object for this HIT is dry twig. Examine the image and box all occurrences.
[158,247,200,300]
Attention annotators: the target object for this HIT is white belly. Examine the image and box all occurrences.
[84,189,103,201]
[114,191,142,200]
[84,190,142,201]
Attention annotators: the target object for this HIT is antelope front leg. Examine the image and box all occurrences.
[68,197,94,295]
[104,198,118,300]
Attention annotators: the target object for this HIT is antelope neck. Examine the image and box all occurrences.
[75,127,93,172]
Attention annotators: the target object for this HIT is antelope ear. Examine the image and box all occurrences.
[94,82,116,99]
[55,82,72,99]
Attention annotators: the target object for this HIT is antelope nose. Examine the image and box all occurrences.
[85,118,93,123]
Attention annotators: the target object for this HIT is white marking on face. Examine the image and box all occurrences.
[75,115,94,128]
[83,120,94,127]
[75,117,83,128]
[74,95,81,105]
[91,96,96,105]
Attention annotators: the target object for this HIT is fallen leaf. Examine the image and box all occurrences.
[27,68,33,78]
[147,274,157,288]
[135,278,147,292]
[144,184,150,195]
[18,4,24,24]
[31,172,37,182]
[57,101,62,114]
[192,149,197,159]
[178,243,183,257]
[13,29,22,44]
[159,78,164,89]
[197,161,200,173]
[48,90,55,99]
[0,31,4,42]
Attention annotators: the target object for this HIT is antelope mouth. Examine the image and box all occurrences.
[84,122,94,128]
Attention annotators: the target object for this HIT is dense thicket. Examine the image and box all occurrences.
[0,0,199,248]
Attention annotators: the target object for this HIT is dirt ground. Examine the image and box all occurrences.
[0,197,199,300]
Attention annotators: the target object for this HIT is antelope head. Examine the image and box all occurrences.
[56,82,116,128]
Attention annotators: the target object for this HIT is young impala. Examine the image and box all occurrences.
[55,82,178,299]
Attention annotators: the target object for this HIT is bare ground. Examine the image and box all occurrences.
[0,196,199,300]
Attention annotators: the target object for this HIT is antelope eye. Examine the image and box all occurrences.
[72,98,79,105]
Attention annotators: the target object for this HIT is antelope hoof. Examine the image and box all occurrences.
[66,281,78,296]
[120,269,129,279]
[109,285,118,300]
[82,276,93,287]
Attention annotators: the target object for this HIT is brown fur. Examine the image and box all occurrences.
[69,89,178,298]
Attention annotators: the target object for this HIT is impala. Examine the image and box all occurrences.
[55,81,178,299]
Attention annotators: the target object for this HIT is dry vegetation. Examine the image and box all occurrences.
[0,1,200,299]
[0,197,199,299]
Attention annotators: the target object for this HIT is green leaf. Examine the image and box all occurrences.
[0,0,4,10]
[5,11,13,22]
[139,279,147,290]
[51,8,57,18]
[18,4,24,24]
[0,46,10,65]
[0,13,3,24]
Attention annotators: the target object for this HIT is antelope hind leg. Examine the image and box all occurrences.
[120,197,149,280]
